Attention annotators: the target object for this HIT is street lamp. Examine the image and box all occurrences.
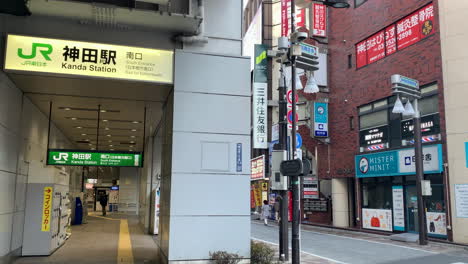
[322,0,351,8]
[391,74,428,246]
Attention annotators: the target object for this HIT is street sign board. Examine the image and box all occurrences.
[47,150,143,167]
[296,133,303,149]
[313,102,328,137]
[300,43,319,57]
[391,74,419,89]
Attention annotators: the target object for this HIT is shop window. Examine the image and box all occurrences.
[359,110,388,130]
[362,178,392,209]
[426,184,445,212]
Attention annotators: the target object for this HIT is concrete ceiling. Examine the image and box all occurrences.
[8,73,171,153]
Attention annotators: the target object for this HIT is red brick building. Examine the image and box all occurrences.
[299,0,451,240]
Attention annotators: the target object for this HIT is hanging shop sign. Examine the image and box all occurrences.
[41,187,53,232]
[466,142,468,168]
[281,0,306,37]
[303,176,319,199]
[426,212,447,237]
[4,35,173,84]
[355,144,443,178]
[356,3,435,69]
[401,113,440,139]
[47,150,143,167]
[251,155,266,180]
[312,3,327,37]
[455,184,468,218]
[313,102,328,137]
[392,186,405,231]
[253,44,268,149]
[362,208,393,232]
[359,125,389,147]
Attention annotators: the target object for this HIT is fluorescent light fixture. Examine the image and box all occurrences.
[132,121,139,124]
[103,120,108,122]
[100,110,107,113]
[392,95,405,114]
[110,149,114,151]
[130,141,135,143]
[76,126,82,129]
[88,144,92,146]
[131,136,136,138]
[107,134,112,137]
[108,140,112,143]
[91,148,95,150]
[71,117,77,120]
[81,133,87,136]
[109,145,113,147]
[64,107,71,111]
[105,127,110,130]
[131,129,137,132]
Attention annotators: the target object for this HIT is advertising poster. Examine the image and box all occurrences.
[251,155,265,180]
[366,30,385,64]
[426,212,447,236]
[455,184,468,218]
[392,186,405,231]
[41,187,53,232]
[362,208,393,232]
[281,0,306,37]
[251,186,256,209]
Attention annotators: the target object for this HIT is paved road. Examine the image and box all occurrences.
[251,221,468,264]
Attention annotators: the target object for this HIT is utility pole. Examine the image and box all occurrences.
[278,65,289,261]
[289,0,301,263]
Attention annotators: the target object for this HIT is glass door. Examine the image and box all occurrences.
[406,185,419,233]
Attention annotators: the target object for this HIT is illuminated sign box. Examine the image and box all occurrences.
[4,34,173,84]
[47,149,143,167]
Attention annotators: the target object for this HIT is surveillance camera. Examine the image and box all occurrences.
[291,31,308,43]
[278,36,290,51]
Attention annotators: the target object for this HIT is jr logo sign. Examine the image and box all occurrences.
[17,43,53,61]
[53,153,68,161]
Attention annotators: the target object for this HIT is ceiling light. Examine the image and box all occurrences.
[76,126,82,129]
[107,135,111,137]
[110,149,114,151]
[131,136,136,138]
[91,148,95,150]
[132,121,139,124]
[100,110,107,113]
[105,127,110,130]
[130,141,135,143]
[103,120,108,122]
[108,140,112,143]
[64,107,71,111]
[71,117,77,120]
[88,144,92,146]
[109,145,113,147]
[129,149,133,152]
[131,129,137,132]
[81,133,87,136]
[130,145,134,148]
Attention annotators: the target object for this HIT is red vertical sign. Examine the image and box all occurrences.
[366,30,385,64]
[356,40,368,68]
[281,0,306,37]
[313,3,327,37]
[385,25,397,55]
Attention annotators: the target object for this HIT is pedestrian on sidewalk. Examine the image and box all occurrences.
[99,194,108,216]
[261,200,271,226]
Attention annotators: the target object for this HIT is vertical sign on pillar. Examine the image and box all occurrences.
[253,44,268,149]
[41,187,53,232]
[313,102,328,137]
[392,186,405,231]
[312,3,327,37]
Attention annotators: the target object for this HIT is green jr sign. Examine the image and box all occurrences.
[47,150,143,167]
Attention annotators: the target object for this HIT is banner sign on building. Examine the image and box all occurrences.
[47,150,143,167]
[313,102,328,137]
[359,125,389,147]
[251,155,265,180]
[312,3,327,37]
[41,187,53,232]
[281,0,306,37]
[392,186,405,231]
[362,208,393,232]
[401,113,440,139]
[253,44,268,149]
[356,3,435,68]
[355,144,443,178]
[455,184,468,218]
[4,35,173,84]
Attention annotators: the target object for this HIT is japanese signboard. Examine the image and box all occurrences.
[355,144,443,178]
[41,187,53,232]
[303,176,319,199]
[401,113,440,139]
[392,186,405,231]
[253,44,268,149]
[312,3,327,37]
[313,102,328,137]
[359,125,389,147]
[356,3,435,69]
[455,184,468,218]
[47,150,143,167]
[362,208,393,232]
[236,143,243,172]
[251,155,265,180]
[281,0,306,37]
[466,142,468,168]
[4,35,173,84]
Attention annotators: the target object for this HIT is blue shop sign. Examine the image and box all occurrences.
[465,142,468,168]
[314,102,328,137]
[355,144,443,178]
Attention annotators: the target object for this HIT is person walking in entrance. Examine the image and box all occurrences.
[261,200,271,226]
[99,194,108,216]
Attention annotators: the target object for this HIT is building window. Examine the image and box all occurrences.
[362,178,392,209]
[348,54,353,68]
[350,116,355,130]
[355,0,368,8]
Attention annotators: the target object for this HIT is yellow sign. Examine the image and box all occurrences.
[254,185,263,207]
[4,35,173,84]
[262,182,268,191]
[41,187,53,232]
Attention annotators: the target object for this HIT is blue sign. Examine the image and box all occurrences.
[236,143,242,172]
[300,43,318,56]
[296,133,302,149]
[355,144,443,178]
[314,102,328,137]
[466,142,468,168]
[111,186,119,190]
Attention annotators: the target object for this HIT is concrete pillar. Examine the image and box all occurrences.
[332,178,349,228]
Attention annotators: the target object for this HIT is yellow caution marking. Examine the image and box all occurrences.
[118,219,134,264]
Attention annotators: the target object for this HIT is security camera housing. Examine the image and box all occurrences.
[291,31,308,43]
